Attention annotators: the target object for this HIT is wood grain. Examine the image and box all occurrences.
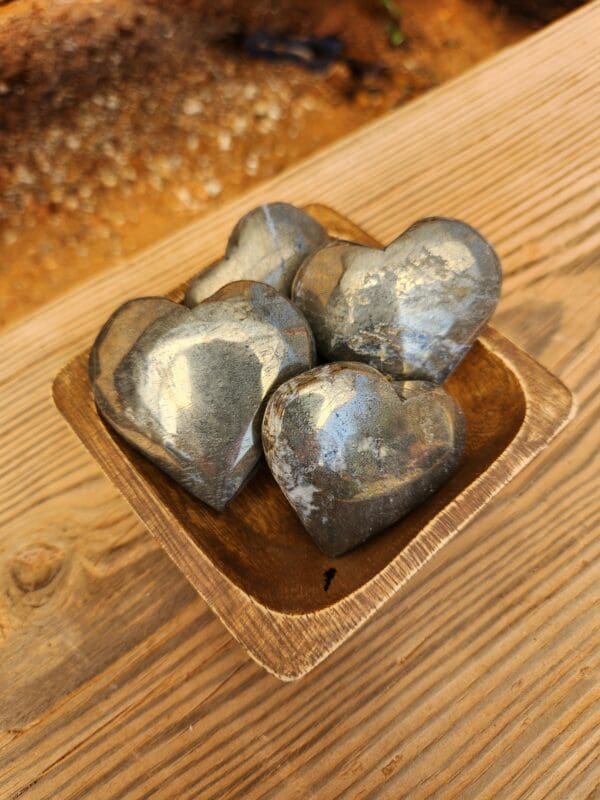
[53,206,571,680]
[1,2,599,796]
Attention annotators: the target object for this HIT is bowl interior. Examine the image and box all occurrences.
[66,338,525,614]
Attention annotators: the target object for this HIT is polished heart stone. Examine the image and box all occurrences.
[262,362,466,556]
[184,202,329,307]
[292,217,501,383]
[90,280,315,511]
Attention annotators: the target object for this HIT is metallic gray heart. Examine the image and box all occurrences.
[90,281,315,510]
[184,202,329,307]
[292,217,501,383]
[262,362,466,556]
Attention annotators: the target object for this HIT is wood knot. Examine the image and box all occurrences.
[10,543,64,593]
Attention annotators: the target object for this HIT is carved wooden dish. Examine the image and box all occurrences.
[53,205,573,680]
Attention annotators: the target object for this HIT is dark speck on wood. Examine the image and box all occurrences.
[323,567,337,591]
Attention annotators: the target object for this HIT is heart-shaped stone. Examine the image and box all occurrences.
[184,202,329,307]
[90,281,315,510]
[262,362,466,556]
[292,217,501,383]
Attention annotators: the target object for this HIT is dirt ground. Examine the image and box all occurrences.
[0,0,556,327]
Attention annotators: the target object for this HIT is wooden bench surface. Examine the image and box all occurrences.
[0,3,599,797]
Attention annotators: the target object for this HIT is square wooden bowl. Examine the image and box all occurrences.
[53,206,573,680]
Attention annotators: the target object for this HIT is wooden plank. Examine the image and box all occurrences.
[0,3,599,797]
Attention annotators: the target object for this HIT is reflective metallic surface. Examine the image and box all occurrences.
[90,281,315,510]
[262,362,466,556]
[292,217,501,383]
[184,202,329,307]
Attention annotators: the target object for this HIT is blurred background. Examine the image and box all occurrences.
[0,0,584,327]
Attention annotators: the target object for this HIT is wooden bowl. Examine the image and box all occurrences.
[52,206,573,680]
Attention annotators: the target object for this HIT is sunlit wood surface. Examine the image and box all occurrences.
[0,3,599,797]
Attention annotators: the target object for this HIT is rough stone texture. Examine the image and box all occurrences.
[184,203,329,306]
[90,280,315,510]
[292,217,501,383]
[262,362,466,556]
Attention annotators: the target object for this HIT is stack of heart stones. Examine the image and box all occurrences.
[90,202,501,556]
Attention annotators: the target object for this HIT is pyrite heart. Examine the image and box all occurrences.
[184,202,329,307]
[90,281,315,510]
[292,217,501,383]
[262,362,466,556]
